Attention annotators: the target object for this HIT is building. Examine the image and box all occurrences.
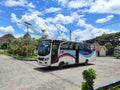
[95,46,108,56]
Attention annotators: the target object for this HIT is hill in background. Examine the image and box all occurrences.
[0,34,15,43]
[86,32,120,46]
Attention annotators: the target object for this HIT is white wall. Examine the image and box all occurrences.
[100,48,106,56]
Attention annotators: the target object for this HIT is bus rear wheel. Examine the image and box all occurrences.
[58,62,64,69]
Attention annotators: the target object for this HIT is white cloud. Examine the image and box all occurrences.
[0,26,15,36]
[96,15,114,23]
[45,7,61,13]
[72,27,118,41]
[54,14,73,24]
[56,0,94,9]
[13,34,24,38]
[57,0,69,7]
[57,32,69,40]
[10,12,63,39]
[71,18,119,41]
[56,0,93,9]
[3,0,35,8]
[77,19,86,27]
[11,13,19,23]
[53,12,83,24]
[27,3,35,8]
[11,11,118,41]
[86,0,120,14]
[56,0,120,14]
[56,24,67,32]
[68,0,93,9]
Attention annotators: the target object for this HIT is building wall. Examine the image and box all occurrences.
[100,48,106,56]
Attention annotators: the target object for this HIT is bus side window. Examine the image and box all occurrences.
[72,43,76,50]
[79,43,84,50]
[88,45,91,50]
[69,43,73,49]
[60,43,69,50]
[84,45,88,50]
[75,43,79,49]
[84,44,91,50]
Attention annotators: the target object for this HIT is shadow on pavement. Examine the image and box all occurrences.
[34,63,94,73]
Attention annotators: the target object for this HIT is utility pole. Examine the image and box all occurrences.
[70,30,71,41]
[24,21,32,57]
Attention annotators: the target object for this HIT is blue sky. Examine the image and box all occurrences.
[0,0,120,41]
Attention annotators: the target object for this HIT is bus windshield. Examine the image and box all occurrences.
[38,40,51,56]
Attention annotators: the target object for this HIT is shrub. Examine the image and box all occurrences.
[81,68,96,90]
[7,48,13,54]
[113,54,120,59]
[16,45,27,56]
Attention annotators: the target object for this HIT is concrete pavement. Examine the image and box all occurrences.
[0,54,120,90]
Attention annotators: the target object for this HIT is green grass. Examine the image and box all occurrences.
[0,49,4,54]
[113,54,120,59]
[115,88,120,90]
[0,52,4,54]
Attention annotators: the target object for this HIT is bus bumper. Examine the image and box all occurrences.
[37,59,50,66]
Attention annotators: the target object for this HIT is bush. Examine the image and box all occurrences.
[7,48,13,54]
[17,45,27,56]
[81,68,96,90]
[113,54,120,59]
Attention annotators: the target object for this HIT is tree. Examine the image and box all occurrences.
[5,37,38,56]
[0,42,8,49]
[104,42,113,49]
[104,42,113,55]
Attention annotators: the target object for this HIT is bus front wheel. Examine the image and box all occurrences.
[58,62,64,69]
[85,60,88,66]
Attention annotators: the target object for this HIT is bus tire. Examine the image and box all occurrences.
[58,62,64,69]
[85,59,88,66]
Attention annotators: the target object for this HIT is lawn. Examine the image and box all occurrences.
[115,88,120,90]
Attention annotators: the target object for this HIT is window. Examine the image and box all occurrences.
[84,44,91,50]
[69,42,75,50]
[75,43,79,49]
[60,42,86,50]
[60,42,77,50]
[79,43,84,49]
[60,42,69,50]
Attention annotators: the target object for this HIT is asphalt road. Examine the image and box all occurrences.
[0,54,120,90]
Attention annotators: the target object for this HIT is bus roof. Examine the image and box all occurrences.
[41,39,93,45]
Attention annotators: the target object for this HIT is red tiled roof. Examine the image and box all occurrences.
[95,46,106,51]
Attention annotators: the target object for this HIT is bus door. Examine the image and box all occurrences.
[51,43,59,64]
[75,43,79,64]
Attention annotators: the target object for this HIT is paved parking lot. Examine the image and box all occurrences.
[0,54,120,90]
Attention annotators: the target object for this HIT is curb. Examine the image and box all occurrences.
[95,80,120,90]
